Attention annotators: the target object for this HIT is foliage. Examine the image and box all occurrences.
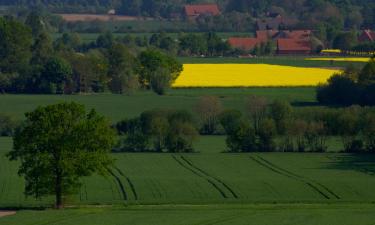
[138,49,182,95]
[116,109,198,152]
[7,102,115,208]
[195,96,223,135]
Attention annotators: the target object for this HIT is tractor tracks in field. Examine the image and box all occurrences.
[172,155,238,199]
[107,166,139,202]
[249,155,340,200]
[114,167,138,200]
[107,168,128,201]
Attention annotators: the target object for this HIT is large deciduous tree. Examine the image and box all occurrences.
[8,102,115,209]
[138,49,182,95]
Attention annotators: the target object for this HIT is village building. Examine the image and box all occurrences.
[228,30,312,54]
[277,39,311,55]
[184,4,220,20]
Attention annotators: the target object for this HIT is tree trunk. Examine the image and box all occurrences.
[55,173,63,209]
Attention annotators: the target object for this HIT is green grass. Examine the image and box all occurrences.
[0,88,316,122]
[2,204,375,225]
[53,32,254,42]
[178,56,366,68]
[1,136,375,208]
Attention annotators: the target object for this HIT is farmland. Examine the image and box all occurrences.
[173,64,339,87]
[2,136,375,224]
[0,87,317,122]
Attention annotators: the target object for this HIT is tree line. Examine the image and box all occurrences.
[2,0,374,30]
[317,59,375,106]
[113,95,375,153]
[0,15,182,95]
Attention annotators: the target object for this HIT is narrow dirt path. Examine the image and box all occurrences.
[0,211,16,218]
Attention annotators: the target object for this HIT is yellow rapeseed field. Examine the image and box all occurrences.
[305,57,371,62]
[172,64,340,87]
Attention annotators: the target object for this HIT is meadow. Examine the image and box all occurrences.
[0,87,317,122]
[1,136,375,224]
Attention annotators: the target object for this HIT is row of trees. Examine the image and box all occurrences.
[115,109,198,153]
[317,59,375,106]
[3,0,374,30]
[0,15,182,95]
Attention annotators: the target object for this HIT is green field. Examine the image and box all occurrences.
[1,136,375,224]
[53,32,254,42]
[1,89,374,224]
[2,204,375,225]
[178,56,365,68]
[0,88,317,122]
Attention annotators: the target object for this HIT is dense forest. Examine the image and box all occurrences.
[0,0,374,29]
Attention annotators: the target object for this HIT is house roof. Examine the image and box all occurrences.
[228,37,260,51]
[277,39,311,51]
[184,4,220,17]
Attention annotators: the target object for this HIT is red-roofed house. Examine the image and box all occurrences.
[227,37,262,51]
[359,30,375,43]
[228,30,312,54]
[184,4,220,20]
[277,39,311,55]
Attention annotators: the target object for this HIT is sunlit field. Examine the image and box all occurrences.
[305,57,372,62]
[173,64,339,87]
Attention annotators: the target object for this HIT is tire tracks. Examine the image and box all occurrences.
[114,167,138,200]
[107,168,128,201]
[172,155,228,199]
[180,156,238,199]
[250,155,340,200]
[172,155,238,199]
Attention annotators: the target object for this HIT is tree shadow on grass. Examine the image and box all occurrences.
[324,154,375,175]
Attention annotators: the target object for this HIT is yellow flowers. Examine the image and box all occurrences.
[321,49,342,53]
[173,64,339,87]
[305,57,371,62]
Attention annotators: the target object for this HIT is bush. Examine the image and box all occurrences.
[0,114,18,136]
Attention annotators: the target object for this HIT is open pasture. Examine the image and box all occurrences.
[173,64,339,87]
[0,88,316,122]
[57,14,148,22]
[1,137,375,208]
[2,204,375,225]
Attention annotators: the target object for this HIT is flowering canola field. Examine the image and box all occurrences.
[173,64,340,87]
[305,57,371,62]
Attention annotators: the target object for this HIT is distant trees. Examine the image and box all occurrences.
[317,59,375,106]
[115,109,198,153]
[138,49,182,95]
[195,96,223,135]
[8,102,115,209]
[0,15,184,95]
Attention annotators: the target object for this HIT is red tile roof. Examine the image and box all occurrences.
[277,39,311,52]
[184,4,220,17]
[228,37,262,51]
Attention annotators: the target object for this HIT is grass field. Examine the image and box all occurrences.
[53,32,254,42]
[0,88,317,122]
[2,204,375,225]
[1,136,375,224]
[178,57,366,68]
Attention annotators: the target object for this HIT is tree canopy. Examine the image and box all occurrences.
[8,102,115,208]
